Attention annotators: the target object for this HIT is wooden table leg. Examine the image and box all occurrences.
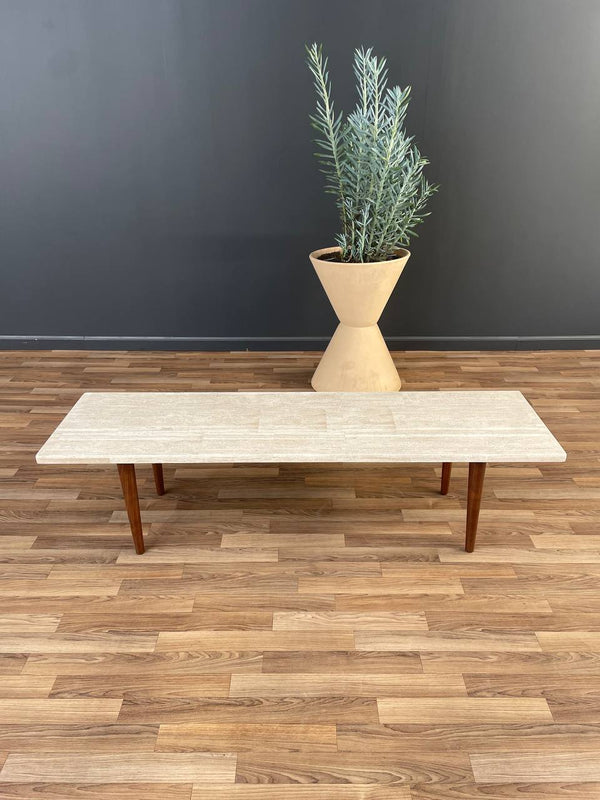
[117,464,145,554]
[152,463,165,496]
[465,462,486,552]
[440,462,452,495]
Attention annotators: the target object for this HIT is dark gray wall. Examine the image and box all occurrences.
[1,0,599,348]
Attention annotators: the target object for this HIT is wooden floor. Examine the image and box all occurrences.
[0,349,599,799]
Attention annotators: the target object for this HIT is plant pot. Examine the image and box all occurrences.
[310,246,411,392]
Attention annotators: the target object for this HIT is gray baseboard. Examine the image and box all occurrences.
[0,335,599,351]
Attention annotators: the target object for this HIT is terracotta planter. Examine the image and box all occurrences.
[310,246,411,392]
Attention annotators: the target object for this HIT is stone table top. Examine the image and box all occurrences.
[35,391,566,465]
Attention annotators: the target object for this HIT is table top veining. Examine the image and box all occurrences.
[35,391,566,465]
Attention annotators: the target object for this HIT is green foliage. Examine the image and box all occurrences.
[306,43,437,263]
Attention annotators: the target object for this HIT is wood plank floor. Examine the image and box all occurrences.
[0,348,599,798]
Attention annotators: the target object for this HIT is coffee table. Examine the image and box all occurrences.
[36,391,566,554]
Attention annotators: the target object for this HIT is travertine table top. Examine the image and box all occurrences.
[36,391,566,465]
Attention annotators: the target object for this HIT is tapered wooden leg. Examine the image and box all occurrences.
[465,462,486,553]
[440,462,452,495]
[117,464,145,554]
[152,463,165,496]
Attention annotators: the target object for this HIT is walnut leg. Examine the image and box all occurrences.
[152,463,165,496]
[440,462,452,495]
[465,462,486,553]
[117,464,145,554]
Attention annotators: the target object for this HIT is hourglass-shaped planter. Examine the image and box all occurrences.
[310,246,411,392]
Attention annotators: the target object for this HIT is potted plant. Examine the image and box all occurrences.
[306,43,437,391]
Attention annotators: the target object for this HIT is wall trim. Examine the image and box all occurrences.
[1,335,599,351]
